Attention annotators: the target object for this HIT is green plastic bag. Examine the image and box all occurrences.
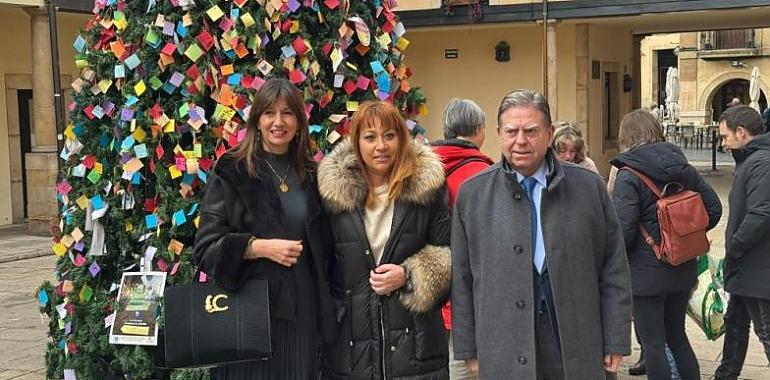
[686,254,726,341]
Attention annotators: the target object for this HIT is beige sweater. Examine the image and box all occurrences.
[363,184,395,265]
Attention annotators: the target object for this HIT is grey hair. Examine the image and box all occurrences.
[442,98,486,139]
[497,89,552,127]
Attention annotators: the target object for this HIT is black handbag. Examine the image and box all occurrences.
[163,277,272,368]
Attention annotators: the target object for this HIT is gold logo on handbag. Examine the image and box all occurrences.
[205,294,229,313]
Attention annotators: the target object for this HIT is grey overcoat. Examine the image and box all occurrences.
[451,153,632,379]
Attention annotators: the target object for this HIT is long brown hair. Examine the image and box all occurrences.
[350,101,418,209]
[233,78,314,181]
[618,109,666,152]
[552,121,587,163]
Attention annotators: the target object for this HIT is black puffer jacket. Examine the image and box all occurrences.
[194,154,337,342]
[611,142,722,296]
[318,141,451,380]
[724,132,770,299]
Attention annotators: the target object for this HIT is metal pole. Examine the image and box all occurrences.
[542,0,548,95]
[711,129,717,171]
[46,0,65,172]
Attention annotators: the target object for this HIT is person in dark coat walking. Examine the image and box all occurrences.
[431,98,493,380]
[194,79,337,379]
[714,105,770,380]
[452,89,632,379]
[611,110,722,380]
[318,101,452,380]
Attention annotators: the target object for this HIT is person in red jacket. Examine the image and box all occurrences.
[431,98,493,380]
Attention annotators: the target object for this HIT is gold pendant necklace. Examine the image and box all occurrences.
[265,158,290,192]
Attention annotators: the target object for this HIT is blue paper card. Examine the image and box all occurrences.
[114,64,125,78]
[145,214,158,229]
[370,60,385,73]
[173,210,186,226]
[125,54,141,70]
[134,144,148,158]
[91,195,104,210]
[37,289,49,306]
[228,73,242,86]
[73,35,86,52]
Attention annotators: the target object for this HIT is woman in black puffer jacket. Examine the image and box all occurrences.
[611,110,722,380]
[318,101,451,380]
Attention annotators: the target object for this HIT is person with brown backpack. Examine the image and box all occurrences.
[611,110,722,380]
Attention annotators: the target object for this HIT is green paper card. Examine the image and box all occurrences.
[145,29,160,46]
[149,76,163,90]
[87,169,101,184]
[185,43,204,62]
[79,284,93,303]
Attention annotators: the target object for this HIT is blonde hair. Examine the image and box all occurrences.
[350,101,418,209]
[618,109,666,151]
[552,121,587,163]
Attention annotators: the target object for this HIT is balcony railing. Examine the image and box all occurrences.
[700,29,756,51]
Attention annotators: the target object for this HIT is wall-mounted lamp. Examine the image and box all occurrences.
[731,60,747,68]
[495,41,510,62]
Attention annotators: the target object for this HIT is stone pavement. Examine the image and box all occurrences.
[0,225,52,263]
[0,166,769,379]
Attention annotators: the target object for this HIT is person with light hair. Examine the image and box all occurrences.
[551,121,599,174]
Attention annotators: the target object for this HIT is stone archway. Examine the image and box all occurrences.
[699,71,770,121]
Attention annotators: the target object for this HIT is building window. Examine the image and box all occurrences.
[700,29,756,50]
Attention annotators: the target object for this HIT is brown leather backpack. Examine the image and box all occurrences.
[623,167,710,266]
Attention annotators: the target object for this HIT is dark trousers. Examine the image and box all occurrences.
[715,295,770,380]
[633,290,700,380]
[534,269,563,380]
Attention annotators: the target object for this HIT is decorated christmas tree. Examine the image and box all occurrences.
[36,0,426,378]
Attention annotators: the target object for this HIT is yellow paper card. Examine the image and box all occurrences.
[346,101,359,112]
[52,243,67,257]
[134,80,146,96]
[168,165,182,179]
[194,216,200,228]
[164,119,175,133]
[183,13,193,26]
[93,162,103,174]
[132,127,146,142]
[396,37,410,51]
[64,124,76,139]
[114,17,127,31]
[125,221,133,232]
[76,195,89,209]
[206,5,225,21]
[241,13,255,27]
[377,33,392,48]
[98,79,113,93]
[290,20,300,34]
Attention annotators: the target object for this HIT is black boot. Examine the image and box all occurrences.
[628,349,646,376]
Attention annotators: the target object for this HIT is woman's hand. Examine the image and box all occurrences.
[247,238,302,267]
[369,264,406,295]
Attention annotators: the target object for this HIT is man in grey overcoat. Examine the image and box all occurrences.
[451,89,632,379]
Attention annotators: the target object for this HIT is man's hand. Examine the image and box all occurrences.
[465,358,479,374]
[369,264,407,295]
[604,354,623,372]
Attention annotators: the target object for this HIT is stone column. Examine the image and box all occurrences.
[24,7,58,235]
[546,21,558,119]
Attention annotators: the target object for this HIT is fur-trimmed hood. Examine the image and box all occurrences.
[317,140,445,214]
